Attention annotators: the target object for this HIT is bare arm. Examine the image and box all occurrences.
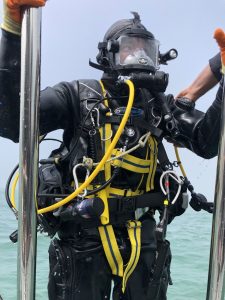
[176,64,218,102]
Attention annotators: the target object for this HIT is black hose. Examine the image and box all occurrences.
[41,138,63,143]
[4,137,62,213]
[86,168,120,196]
[38,168,120,199]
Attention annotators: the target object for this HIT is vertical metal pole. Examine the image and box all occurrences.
[17,8,41,300]
[206,80,225,300]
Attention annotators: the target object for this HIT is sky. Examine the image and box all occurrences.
[0,0,224,204]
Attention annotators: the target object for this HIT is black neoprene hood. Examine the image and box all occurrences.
[103,12,155,42]
[95,12,159,74]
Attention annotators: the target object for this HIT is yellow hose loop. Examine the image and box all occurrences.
[9,135,58,211]
[38,79,135,214]
[174,146,187,177]
[10,172,19,209]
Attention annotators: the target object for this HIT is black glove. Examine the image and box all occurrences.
[175,97,195,111]
[189,192,214,213]
[163,95,204,151]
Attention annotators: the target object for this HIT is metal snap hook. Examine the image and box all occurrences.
[72,163,90,199]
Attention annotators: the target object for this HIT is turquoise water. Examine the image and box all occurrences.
[0,190,212,300]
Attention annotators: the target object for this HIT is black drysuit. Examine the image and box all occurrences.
[0,29,223,300]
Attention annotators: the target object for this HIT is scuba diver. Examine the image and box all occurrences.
[1,0,225,299]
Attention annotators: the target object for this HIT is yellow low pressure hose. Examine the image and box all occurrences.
[38,79,135,214]
[10,172,19,209]
[9,135,48,210]
[174,146,187,177]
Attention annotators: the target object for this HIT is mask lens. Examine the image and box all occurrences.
[115,35,159,69]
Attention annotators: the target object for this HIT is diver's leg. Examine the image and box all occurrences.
[48,232,112,300]
[112,213,172,300]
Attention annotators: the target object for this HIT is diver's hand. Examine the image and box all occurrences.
[163,95,197,148]
[176,88,196,102]
[175,63,218,103]
[1,0,46,35]
[175,97,195,111]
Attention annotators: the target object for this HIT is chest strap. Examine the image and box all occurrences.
[111,149,153,173]
[107,192,165,212]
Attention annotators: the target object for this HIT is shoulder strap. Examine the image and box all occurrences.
[78,79,103,100]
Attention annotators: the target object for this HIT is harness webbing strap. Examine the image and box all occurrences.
[135,145,149,192]
[99,80,112,181]
[111,149,152,173]
[98,224,124,277]
[98,81,112,225]
[109,187,143,197]
[98,220,142,292]
[122,220,141,293]
[97,81,144,291]
[98,188,110,225]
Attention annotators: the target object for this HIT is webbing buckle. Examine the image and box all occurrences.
[126,220,142,229]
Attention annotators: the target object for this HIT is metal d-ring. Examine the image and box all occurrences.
[101,129,113,141]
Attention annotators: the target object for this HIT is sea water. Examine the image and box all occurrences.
[0,190,212,300]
